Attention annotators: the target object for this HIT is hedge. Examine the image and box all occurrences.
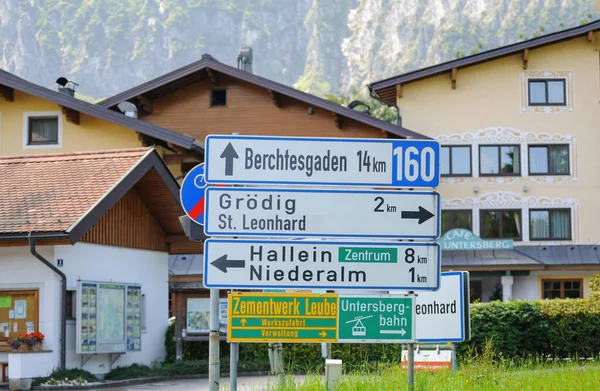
[165,296,600,369]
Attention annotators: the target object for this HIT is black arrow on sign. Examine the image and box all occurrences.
[211,254,246,273]
[401,206,435,224]
[220,142,239,176]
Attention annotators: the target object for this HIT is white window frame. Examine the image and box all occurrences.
[23,111,63,149]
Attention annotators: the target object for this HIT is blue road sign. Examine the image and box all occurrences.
[204,135,440,188]
[180,163,208,225]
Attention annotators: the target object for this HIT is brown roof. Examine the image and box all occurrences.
[0,148,183,242]
[370,19,600,104]
[0,69,204,152]
[98,55,430,140]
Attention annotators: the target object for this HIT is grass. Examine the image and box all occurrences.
[260,343,600,391]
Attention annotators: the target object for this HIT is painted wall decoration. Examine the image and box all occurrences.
[520,71,574,114]
[441,191,579,246]
[436,126,578,185]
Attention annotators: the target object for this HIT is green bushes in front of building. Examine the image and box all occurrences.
[164,295,600,370]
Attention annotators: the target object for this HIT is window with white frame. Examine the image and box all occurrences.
[441,146,472,176]
[479,145,520,176]
[23,112,62,148]
[528,145,569,175]
[529,208,571,240]
[480,209,522,240]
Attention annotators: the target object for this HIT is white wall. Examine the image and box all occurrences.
[0,243,169,377]
[513,270,597,300]
[55,243,169,375]
[0,246,61,370]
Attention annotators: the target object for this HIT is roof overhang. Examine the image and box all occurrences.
[370,20,600,105]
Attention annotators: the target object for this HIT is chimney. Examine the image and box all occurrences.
[55,77,78,97]
[237,47,253,73]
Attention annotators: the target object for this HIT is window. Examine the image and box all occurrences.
[210,89,227,107]
[441,146,472,176]
[528,145,569,175]
[530,209,571,240]
[441,210,472,234]
[528,79,566,106]
[470,281,482,303]
[480,209,522,240]
[479,145,520,176]
[542,279,582,299]
[23,112,62,148]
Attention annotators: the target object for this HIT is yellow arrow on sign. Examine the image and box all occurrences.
[319,331,327,338]
[241,319,247,326]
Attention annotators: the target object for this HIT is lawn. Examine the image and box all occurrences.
[263,360,600,391]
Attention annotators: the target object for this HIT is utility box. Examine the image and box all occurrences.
[325,359,342,390]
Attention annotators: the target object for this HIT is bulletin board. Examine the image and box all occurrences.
[0,290,39,341]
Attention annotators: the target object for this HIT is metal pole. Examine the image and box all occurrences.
[275,342,284,386]
[407,290,415,391]
[230,342,239,390]
[451,343,457,373]
[208,288,220,391]
[407,343,415,391]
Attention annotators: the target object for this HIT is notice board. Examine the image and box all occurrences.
[0,290,39,341]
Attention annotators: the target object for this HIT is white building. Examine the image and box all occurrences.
[0,148,197,389]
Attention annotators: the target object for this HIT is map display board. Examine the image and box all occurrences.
[76,281,142,355]
[186,298,227,334]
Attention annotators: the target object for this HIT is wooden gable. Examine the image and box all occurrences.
[142,76,388,141]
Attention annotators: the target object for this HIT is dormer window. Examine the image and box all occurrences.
[210,89,227,107]
[23,111,62,148]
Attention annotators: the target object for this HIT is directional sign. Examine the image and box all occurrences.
[203,239,441,291]
[227,292,338,343]
[204,135,440,188]
[180,163,208,224]
[204,187,440,239]
[389,271,471,342]
[338,295,415,343]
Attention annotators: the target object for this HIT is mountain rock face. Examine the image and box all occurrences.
[0,0,597,100]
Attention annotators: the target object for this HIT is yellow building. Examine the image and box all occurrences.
[370,20,600,302]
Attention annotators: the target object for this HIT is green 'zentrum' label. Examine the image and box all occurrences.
[339,247,397,263]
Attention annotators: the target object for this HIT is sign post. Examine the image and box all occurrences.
[204,187,440,239]
[204,135,440,188]
[204,238,441,291]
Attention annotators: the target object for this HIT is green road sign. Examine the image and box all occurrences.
[228,292,338,343]
[338,295,415,343]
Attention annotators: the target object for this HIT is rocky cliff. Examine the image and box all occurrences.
[0,0,597,100]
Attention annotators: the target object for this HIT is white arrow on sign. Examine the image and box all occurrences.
[204,187,440,239]
[203,238,441,291]
[204,134,440,188]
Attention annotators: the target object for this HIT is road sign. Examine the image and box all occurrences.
[204,135,440,188]
[203,238,441,291]
[389,271,471,342]
[180,163,208,224]
[227,292,338,343]
[338,295,415,343]
[204,187,440,239]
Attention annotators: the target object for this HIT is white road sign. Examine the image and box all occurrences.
[204,135,440,188]
[204,187,440,239]
[203,239,441,291]
[389,271,471,342]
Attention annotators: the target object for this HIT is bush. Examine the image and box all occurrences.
[458,298,600,360]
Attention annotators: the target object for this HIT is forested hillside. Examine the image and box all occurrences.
[0,0,597,100]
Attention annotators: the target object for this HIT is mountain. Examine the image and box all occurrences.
[0,0,598,101]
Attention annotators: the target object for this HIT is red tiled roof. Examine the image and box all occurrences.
[0,148,152,234]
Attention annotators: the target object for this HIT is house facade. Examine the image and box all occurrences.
[0,148,192,386]
[370,20,600,302]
